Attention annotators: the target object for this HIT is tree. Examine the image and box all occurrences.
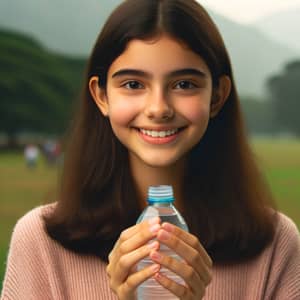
[267,60,300,136]
[240,96,275,136]
[0,29,86,146]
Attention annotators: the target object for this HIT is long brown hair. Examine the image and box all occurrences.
[44,0,277,264]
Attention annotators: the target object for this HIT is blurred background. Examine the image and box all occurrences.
[0,0,300,289]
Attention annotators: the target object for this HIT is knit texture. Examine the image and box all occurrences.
[1,205,300,299]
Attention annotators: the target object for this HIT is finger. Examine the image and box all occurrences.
[150,250,211,291]
[122,217,161,241]
[107,220,161,281]
[109,217,160,261]
[115,241,160,283]
[117,222,161,257]
[155,271,206,299]
[153,272,193,299]
[119,263,161,296]
[157,229,212,284]
[161,223,212,267]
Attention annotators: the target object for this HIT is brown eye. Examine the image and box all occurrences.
[123,81,144,89]
[174,80,197,89]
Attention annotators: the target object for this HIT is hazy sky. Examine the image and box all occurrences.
[199,0,300,23]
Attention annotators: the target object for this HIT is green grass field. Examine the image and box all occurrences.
[252,138,300,223]
[0,139,300,291]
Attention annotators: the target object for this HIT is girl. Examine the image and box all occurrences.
[1,0,300,299]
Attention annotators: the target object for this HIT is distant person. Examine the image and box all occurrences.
[42,139,62,166]
[23,143,39,169]
[1,1,300,299]
[53,140,62,165]
[42,140,56,165]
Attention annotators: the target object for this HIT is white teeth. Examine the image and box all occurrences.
[151,131,159,137]
[140,128,179,137]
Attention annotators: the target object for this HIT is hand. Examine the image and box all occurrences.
[150,222,213,299]
[106,217,161,300]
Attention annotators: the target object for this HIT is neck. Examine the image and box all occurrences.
[129,156,186,209]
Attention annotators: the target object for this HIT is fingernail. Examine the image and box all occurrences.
[150,224,160,233]
[148,241,159,249]
[151,264,160,272]
[162,222,174,232]
[158,229,170,241]
[148,217,160,225]
[150,251,162,261]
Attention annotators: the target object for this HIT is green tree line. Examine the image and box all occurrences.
[241,60,300,137]
[0,29,86,146]
[267,61,300,136]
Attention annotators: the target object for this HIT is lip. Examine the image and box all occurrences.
[135,126,185,145]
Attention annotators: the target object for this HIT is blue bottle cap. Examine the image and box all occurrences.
[148,185,174,203]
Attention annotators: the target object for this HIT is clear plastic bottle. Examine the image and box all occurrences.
[136,185,189,300]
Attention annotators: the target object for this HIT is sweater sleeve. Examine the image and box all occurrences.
[0,206,53,300]
[265,213,300,300]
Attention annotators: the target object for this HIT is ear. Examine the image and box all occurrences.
[89,76,109,117]
[210,75,231,118]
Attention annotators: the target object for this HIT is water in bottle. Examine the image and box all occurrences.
[136,185,189,299]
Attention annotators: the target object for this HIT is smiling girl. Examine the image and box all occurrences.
[1,1,300,299]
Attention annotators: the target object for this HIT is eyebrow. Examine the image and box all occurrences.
[111,68,207,79]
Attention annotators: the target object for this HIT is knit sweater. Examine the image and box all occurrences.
[1,205,300,300]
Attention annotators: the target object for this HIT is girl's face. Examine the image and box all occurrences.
[91,35,226,170]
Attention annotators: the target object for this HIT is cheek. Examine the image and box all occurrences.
[108,98,140,125]
[177,99,211,124]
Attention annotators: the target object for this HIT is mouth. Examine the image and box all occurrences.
[139,128,180,138]
[135,126,186,145]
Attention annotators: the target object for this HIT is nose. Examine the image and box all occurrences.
[144,89,174,121]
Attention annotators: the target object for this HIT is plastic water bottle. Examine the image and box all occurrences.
[136,185,189,299]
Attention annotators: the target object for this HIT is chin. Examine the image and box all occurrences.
[142,155,184,169]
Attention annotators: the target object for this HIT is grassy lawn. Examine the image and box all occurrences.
[0,139,300,291]
[252,138,300,224]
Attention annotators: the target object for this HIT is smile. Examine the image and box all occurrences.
[139,128,179,138]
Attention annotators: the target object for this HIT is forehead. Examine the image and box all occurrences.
[107,35,211,77]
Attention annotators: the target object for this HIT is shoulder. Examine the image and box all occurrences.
[264,212,300,299]
[274,212,300,252]
[1,204,58,299]
[10,203,56,248]
[14,203,54,231]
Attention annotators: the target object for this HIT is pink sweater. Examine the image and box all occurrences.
[1,205,300,300]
